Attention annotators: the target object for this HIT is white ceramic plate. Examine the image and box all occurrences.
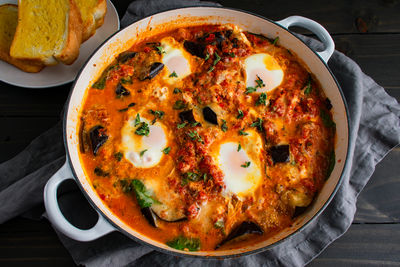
[0,0,120,88]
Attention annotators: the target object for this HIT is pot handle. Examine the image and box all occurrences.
[276,16,335,63]
[44,161,116,241]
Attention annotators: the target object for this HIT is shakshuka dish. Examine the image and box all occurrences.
[79,24,336,252]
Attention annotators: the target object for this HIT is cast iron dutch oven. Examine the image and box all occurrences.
[44,7,350,258]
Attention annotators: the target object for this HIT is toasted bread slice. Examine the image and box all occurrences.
[10,0,83,66]
[76,0,107,42]
[0,4,44,72]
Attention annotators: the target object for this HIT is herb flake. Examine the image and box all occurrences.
[221,119,228,132]
[162,147,171,154]
[131,179,159,208]
[241,161,251,168]
[166,236,201,251]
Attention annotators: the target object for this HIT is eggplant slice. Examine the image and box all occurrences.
[89,125,108,156]
[151,202,187,222]
[216,221,263,249]
[183,41,206,58]
[203,107,218,125]
[117,51,137,63]
[179,110,197,124]
[269,145,290,164]
[115,83,130,98]
[145,62,164,80]
[141,207,158,227]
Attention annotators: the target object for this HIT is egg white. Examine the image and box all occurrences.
[160,37,192,84]
[244,53,284,93]
[120,115,167,168]
[212,129,263,198]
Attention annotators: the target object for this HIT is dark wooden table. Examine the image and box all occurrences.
[1,0,399,266]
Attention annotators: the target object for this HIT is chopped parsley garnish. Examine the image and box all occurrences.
[169,71,178,78]
[221,119,228,132]
[251,118,264,131]
[256,93,267,106]
[187,130,203,143]
[119,179,133,193]
[166,236,201,251]
[162,147,171,154]
[208,52,221,73]
[213,52,221,66]
[173,100,187,110]
[246,75,265,94]
[114,152,123,162]
[320,109,336,128]
[149,109,165,121]
[241,161,251,168]
[155,46,165,54]
[272,36,279,46]
[245,86,257,94]
[255,75,265,88]
[120,76,132,84]
[191,122,200,127]
[131,179,160,208]
[229,52,235,58]
[135,121,150,136]
[204,52,210,61]
[177,122,187,129]
[92,76,106,89]
[326,150,335,180]
[173,88,182,94]
[140,149,148,157]
[239,129,249,136]
[134,113,141,126]
[214,219,224,229]
[237,109,244,119]
[237,143,242,152]
[304,76,312,95]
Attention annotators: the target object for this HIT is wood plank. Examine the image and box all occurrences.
[309,224,400,266]
[1,218,399,266]
[219,0,400,34]
[0,117,59,163]
[354,149,400,223]
[0,218,75,266]
[0,82,70,117]
[333,34,400,88]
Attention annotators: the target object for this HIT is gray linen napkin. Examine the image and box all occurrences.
[1,0,400,266]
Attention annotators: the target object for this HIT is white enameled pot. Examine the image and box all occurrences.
[44,7,350,258]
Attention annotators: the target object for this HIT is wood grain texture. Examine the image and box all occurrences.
[354,149,400,223]
[0,117,59,162]
[218,0,400,34]
[308,224,400,266]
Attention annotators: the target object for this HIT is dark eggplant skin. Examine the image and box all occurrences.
[141,207,187,228]
[179,110,197,124]
[203,107,218,125]
[89,125,109,156]
[216,221,263,249]
[117,51,137,63]
[141,207,158,228]
[183,41,206,58]
[269,145,290,164]
[115,83,130,98]
[143,62,164,80]
[213,32,226,49]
